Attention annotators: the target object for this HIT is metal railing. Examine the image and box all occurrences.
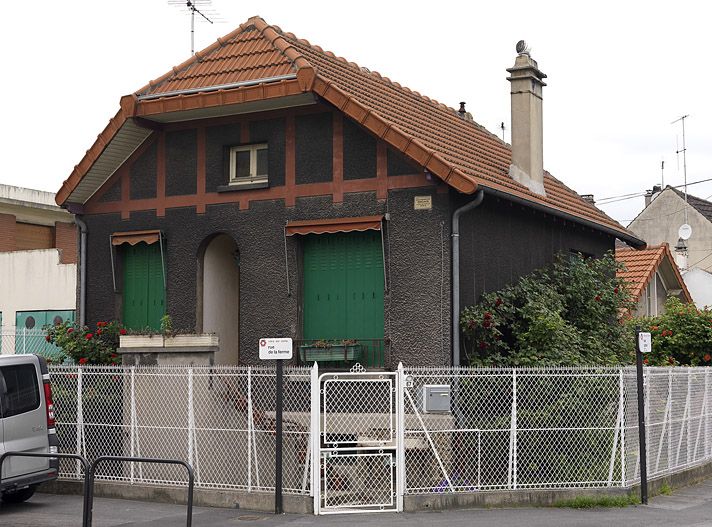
[294,339,389,369]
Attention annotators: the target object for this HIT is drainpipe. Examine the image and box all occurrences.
[452,190,484,366]
[75,215,88,326]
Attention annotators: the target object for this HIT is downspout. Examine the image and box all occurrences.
[75,215,88,326]
[452,189,484,366]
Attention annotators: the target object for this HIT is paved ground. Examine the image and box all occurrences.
[2,479,712,526]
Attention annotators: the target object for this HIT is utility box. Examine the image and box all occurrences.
[423,384,451,413]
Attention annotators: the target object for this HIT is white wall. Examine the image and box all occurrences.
[683,268,712,309]
[0,249,76,332]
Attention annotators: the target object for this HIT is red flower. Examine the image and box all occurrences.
[643,358,649,365]
[467,320,476,330]
[483,320,491,328]
[97,329,103,335]
[78,358,88,365]
[478,341,487,350]
[45,335,51,342]
[484,312,492,320]
[495,298,503,307]
[595,295,601,302]
[668,357,675,365]
[67,327,74,334]
[85,333,93,340]
[111,354,117,359]
[704,353,711,362]
[614,287,619,294]
[119,328,127,335]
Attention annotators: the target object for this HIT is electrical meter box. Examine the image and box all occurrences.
[423,384,451,413]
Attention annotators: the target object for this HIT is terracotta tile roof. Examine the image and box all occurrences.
[616,244,693,304]
[56,15,643,246]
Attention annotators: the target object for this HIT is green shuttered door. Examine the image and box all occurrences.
[303,231,384,341]
[123,242,165,330]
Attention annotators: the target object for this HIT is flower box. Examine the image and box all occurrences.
[299,343,362,362]
[164,334,219,348]
[119,335,165,348]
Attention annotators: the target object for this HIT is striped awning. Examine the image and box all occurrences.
[285,216,383,236]
[111,230,162,246]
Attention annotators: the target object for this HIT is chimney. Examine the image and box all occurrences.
[645,185,662,207]
[507,40,547,196]
[581,194,595,205]
[675,238,688,271]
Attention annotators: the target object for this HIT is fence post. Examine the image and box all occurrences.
[130,366,136,483]
[396,362,405,512]
[187,368,195,478]
[75,366,84,479]
[247,366,252,492]
[310,362,320,515]
[707,370,710,460]
[507,370,517,490]
[668,370,673,474]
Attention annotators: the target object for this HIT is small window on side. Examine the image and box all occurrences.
[229,144,268,186]
[0,364,40,417]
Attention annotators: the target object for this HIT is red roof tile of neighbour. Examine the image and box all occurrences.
[616,244,693,304]
[56,15,641,244]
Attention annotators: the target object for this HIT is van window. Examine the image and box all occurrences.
[0,364,40,417]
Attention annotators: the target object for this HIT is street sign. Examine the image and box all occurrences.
[259,338,293,360]
[638,332,652,353]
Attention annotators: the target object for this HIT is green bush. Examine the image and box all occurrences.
[45,320,126,365]
[460,253,636,366]
[633,297,712,366]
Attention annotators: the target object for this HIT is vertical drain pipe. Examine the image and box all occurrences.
[451,190,484,366]
[75,216,88,326]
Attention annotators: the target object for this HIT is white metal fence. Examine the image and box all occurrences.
[47,364,711,498]
[1,328,60,357]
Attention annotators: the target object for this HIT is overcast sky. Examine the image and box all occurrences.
[2,0,710,226]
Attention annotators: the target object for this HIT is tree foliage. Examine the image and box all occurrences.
[460,253,636,366]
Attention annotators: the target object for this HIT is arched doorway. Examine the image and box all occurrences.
[199,234,239,364]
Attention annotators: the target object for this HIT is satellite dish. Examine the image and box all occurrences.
[678,223,692,240]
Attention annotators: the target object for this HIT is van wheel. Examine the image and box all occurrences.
[1,485,37,503]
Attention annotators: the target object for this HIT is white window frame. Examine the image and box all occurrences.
[228,143,268,185]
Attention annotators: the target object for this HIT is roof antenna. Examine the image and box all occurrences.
[169,0,221,55]
[500,121,506,141]
[660,159,664,189]
[672,114,690,225]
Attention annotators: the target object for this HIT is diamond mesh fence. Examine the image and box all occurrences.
[46,364,711,498]
[49,365,312,494]
[1,328,63,359]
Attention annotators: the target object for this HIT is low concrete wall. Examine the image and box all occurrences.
[43,459,712,514]
[42,479,313,514]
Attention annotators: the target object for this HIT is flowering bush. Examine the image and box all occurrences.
[634,297,712,366]
[45,320,125,365]
[460,252,636,366]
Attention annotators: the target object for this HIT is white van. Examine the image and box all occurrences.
[0,354,58,503]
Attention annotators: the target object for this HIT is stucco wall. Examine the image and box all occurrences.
[683,268,712,308]
[629,189,712,272]
[0,249,77,332]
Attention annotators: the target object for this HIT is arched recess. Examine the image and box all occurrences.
[197,233,239,365]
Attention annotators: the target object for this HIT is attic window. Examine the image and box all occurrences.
[229,144,268,187]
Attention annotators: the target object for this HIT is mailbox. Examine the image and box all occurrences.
[423,384,451,413]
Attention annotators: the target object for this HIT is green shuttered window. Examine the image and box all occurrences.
[302,231,384,341]
[122,242,165,330]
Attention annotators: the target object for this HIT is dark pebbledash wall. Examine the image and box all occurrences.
[83,186,451,367]
[455,193,615,309]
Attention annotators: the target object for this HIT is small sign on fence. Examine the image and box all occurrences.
[258,338,293,360]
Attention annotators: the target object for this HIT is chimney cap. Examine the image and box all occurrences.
[516,40,531,56]
[458,101,466,116]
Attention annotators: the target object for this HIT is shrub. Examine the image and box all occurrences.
[460,252,636,366]
[45,320,125,365]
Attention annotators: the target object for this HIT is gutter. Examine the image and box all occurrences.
[482,186,646,248]
[452,189,485,366]
[74,215,88,326]
[136,74,298,101]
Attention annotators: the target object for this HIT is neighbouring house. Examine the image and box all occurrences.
[680,267,712,308]
[616,243,693,317]
[0,184,77,355]
[629,186,712,273]
[55,17,642,367]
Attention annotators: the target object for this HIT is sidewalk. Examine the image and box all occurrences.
[2,479,711,526]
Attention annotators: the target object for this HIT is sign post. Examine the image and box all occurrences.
[635,327,651,504]
[259,337,293,515]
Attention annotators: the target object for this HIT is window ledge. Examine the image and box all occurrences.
[217,180,269,192]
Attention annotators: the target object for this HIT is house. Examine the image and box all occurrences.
[55,17,642,367]
[629,186,712,273]
[616,243,693,317]
[0,184,77,355]
[680,268,712,308]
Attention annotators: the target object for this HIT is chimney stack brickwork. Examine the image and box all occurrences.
[507,43,547,196]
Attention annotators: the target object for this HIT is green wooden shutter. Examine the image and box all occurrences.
[303,231,384,341]
[123,242,165,330]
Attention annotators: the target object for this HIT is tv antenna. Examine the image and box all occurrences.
[169,0,222,55]
[500,121,506,142]
[672,114,690,224]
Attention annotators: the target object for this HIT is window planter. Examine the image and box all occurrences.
[299,343,362,363]
[118,334,219,366]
